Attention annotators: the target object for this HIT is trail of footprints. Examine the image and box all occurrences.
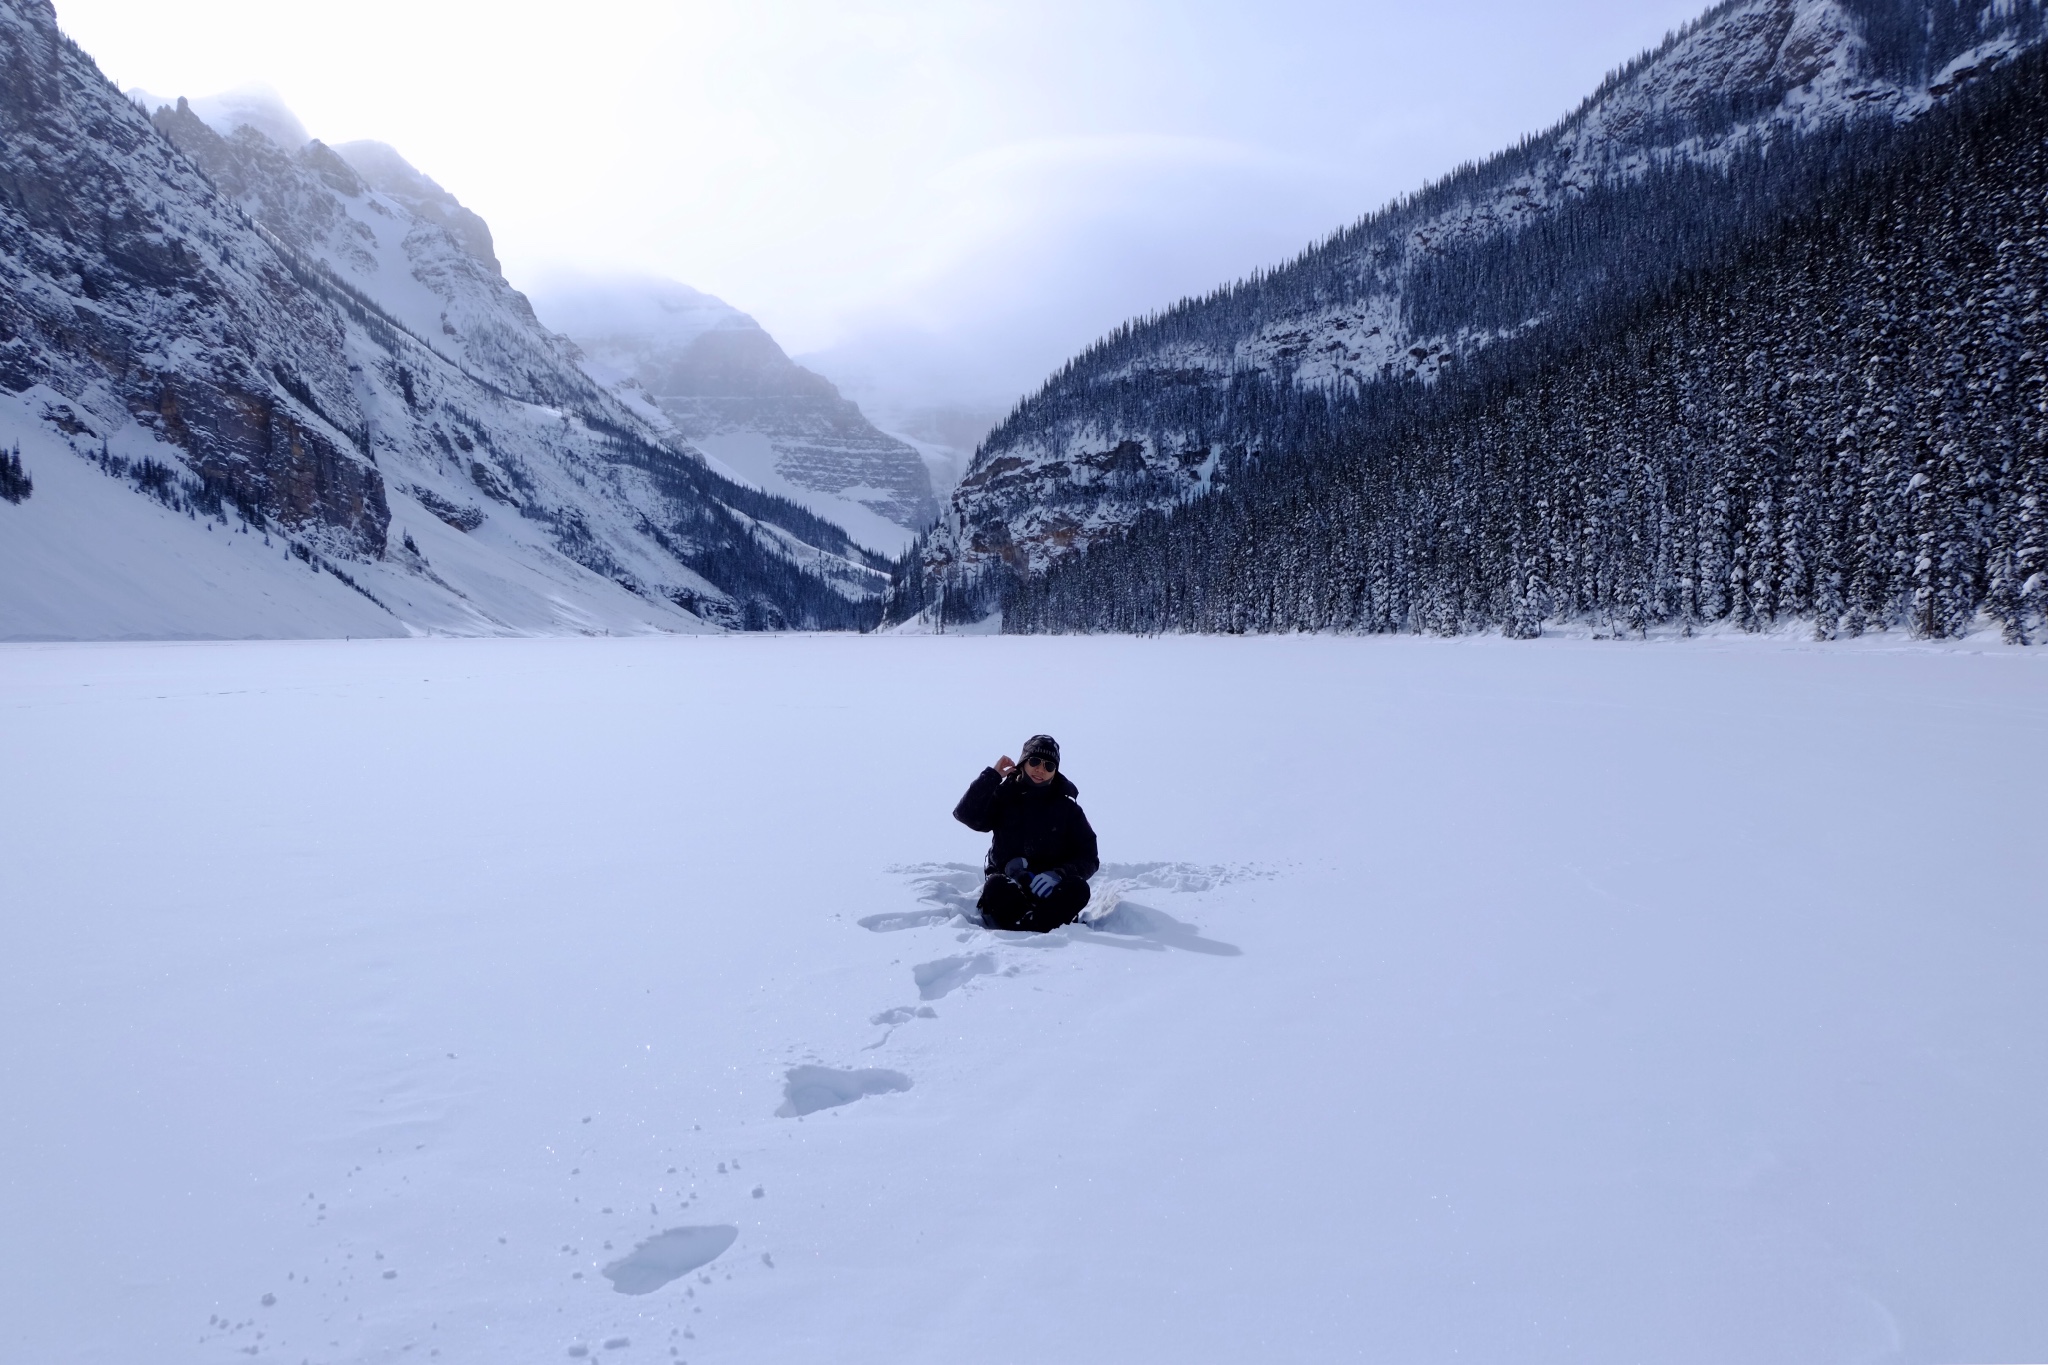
[788,860,1253,1117]
[206,863,1250,1364]
[205,1119,766,1361]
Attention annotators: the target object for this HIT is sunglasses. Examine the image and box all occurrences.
[1023,755,1057,770]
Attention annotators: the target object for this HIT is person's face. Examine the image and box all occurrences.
[1024,755,1057,785]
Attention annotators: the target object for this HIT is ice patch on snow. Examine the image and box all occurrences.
[912,954,996,1000]
[775,1065,912,1117]
[600,1226,738,1295]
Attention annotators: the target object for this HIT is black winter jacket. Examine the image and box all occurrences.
[952,767,1101,882]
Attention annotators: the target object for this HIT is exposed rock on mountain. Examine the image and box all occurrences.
[0,0,881,637]
[332,139,502,272]
[920,0,2048,588]
[533,276,939,555]
[148,98,589,415]
[0,36,385,557]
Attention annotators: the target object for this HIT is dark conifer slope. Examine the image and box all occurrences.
[894,0,2047,633]
[1001,45,2048,642]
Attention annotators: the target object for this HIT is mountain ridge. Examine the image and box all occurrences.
[915,0,2047,593]
[997,36,2048,642]
[0,0,885,638]
[532,274,940,556]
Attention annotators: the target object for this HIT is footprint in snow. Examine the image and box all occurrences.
[776,1064,913,1117]
[862,1003,940,1049]
[602,1227,739,1295]
[912,954,995,1000]
[877,864,985,925]
[857,908,956,933]
[869,1006,938,1026]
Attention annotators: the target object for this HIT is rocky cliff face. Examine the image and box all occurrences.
[332,139,502,273]
[534,276,939,555]
[0,0,883,636]
[927,0,2047,582]
[0,13,386,556]
[147,99,600,416]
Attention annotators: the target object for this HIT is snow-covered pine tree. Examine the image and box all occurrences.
[0,444,30,503]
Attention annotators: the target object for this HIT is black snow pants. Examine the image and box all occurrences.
[978,871,1092,933]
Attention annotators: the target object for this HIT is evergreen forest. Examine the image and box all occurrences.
[992,43,2048,641]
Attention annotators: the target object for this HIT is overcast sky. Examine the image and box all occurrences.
[54,0,1708,416]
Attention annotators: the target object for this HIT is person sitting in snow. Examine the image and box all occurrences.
[952,734,1100,933]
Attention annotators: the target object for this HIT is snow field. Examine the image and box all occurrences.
[1,633,2045,1364]
[0,390,719,641]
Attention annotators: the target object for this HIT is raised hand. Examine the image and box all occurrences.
[994,755,1016,776]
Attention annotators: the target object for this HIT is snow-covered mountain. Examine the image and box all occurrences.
[0,1,882,639]
[531,276,940,556]
[793,338,1006,501]
[924,0,2048,581]
[997,40,2048,642]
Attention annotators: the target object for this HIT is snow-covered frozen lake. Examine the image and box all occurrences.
[3,633,2044,1365]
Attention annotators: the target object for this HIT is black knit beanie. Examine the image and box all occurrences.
[1019,734,1060,768]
